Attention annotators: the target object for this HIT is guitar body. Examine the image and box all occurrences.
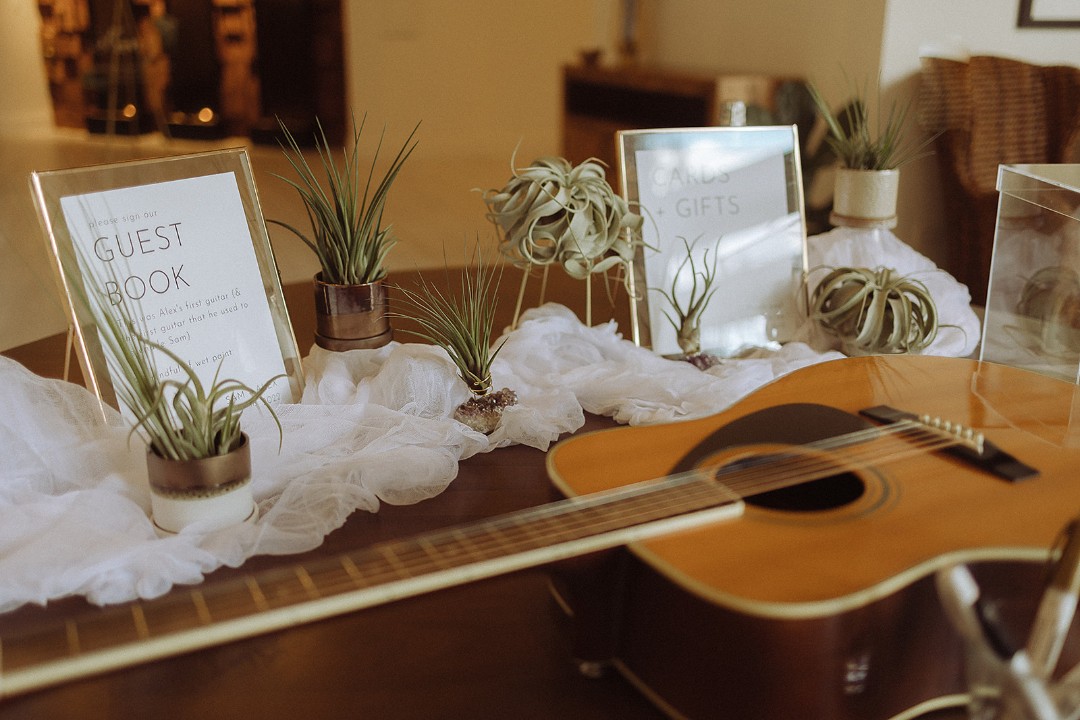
[546,355,1080,719]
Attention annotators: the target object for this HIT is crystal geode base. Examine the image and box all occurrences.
[453,388,518,434]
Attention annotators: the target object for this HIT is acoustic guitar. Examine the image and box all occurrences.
[0,355,1073,719]
[547,353,1074,719]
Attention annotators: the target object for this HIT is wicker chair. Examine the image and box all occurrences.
[919,55,1080,304]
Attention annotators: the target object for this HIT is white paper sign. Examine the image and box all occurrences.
[60,171,293,407]
[625,128,805,357]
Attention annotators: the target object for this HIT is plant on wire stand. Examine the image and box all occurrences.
[393,247,516,435]
[481,154,643,328]
[271,114,419,350]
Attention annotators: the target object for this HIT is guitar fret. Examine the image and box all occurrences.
[416,538,452,570]
[245,577,270,613]
[130,604,150,640]
[64,620,80,657]
[378,545,412,579]
[294,567,320,600]
[191,590,212,625]
[66,609,141,654]
[340,555,368,586]
[449,528,488,562]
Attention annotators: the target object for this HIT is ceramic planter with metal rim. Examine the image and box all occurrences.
[830,168,900,229]
[145,433,256,535]
[313,273,393,351]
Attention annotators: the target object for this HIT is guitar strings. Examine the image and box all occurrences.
[12,419,973,650]
[185,419,966,616]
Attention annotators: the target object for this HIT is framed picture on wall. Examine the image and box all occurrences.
[1018,0,1080,27]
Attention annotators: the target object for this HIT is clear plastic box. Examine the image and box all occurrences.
[980,164,1080,382]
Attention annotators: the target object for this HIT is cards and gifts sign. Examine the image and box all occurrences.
[622,128,806,357]
[48,164,298,409]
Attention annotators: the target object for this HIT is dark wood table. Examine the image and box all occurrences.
[0,268,670,720]
[0,267,979,719]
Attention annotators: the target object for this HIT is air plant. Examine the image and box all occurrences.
[481,154,644,326]
[394,248,516,434]
[808,80,937,171]
[270,115,419,285]
[74,259,282,460]
[653,236,721,367]
[810,266,938,355]
[1017,265,1080,353]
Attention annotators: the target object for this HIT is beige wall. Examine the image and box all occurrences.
[343,2,607,165]
[0,0,53,129]
[650,0,887,85]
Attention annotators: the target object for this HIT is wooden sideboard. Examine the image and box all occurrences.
[561,63,800,173]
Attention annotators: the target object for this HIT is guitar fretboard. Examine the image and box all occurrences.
[0,471,742,698]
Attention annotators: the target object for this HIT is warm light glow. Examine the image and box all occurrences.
[197,107,215,123]
[122,104,137,119]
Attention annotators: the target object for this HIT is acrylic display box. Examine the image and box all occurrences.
[980,164,1080,382]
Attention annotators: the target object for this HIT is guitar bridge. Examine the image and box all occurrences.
[859,405,1039,483]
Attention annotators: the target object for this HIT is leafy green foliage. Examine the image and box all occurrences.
[271,116,419,285]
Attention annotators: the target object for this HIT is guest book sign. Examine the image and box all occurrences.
[618,127,807,357]
[31,149,303,413]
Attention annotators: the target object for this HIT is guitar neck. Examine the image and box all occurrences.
[0,472,741,699]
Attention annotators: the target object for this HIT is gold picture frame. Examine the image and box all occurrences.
[30,148,303,412]
[618,126,808,357]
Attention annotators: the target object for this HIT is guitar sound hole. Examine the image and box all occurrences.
[721,454,865,512]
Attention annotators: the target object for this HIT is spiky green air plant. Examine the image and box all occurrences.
[808,81,937,170]
[394,255,507,397]
[74,257,282,461]
[654,237,721,357]
[481,155,643,280]
[270,115,419,285]
[810,266,938,355]
[394,253,517,434]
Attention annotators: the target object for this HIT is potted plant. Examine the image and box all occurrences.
[272,115,419,351]
[76,263,282,534]
[809,81,937,228]
[394,249,516,434]
[481,154,643,327]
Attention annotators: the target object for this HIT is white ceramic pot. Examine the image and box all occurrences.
[146,434,257,534]
[831,168,900,229]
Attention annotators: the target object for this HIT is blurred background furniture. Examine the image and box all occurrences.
[561,63,811,171]
[919,54,1080,304]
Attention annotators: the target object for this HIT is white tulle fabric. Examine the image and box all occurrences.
[0,229,979,610]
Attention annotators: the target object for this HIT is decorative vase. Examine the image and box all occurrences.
[313,273,393,351]
[146,433,256,535]
[830,168,900,229]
